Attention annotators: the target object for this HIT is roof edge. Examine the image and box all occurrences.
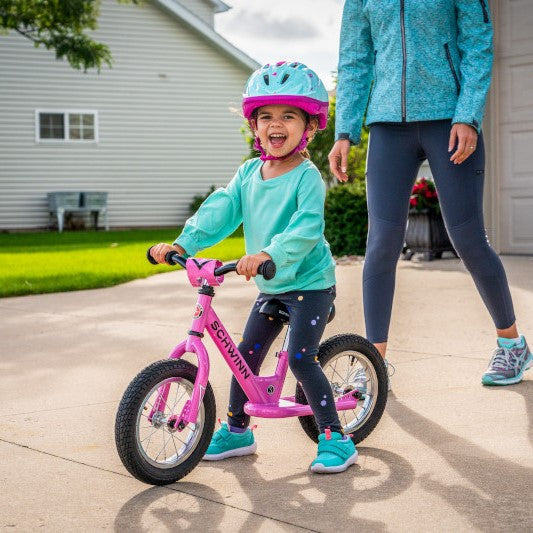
[155,0,259,71]
[209,0,231,14]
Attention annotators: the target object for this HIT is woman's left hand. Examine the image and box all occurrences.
[449,123,478,165]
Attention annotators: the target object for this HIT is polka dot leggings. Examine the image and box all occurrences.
[227,286,342,434]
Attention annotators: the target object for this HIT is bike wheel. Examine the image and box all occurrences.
[296,334,387,444]
[115,359,216,485]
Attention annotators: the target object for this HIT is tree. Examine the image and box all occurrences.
[0,0,140,71]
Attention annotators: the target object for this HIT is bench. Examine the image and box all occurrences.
[47,191,109,232]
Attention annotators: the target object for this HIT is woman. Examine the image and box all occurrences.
[329,0,531,386]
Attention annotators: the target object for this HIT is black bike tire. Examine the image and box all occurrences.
[295,333,388,444]
[115,359,216,485]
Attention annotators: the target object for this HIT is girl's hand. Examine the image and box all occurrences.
[328,140,351,182]
[237,252,272,281]
[150,243,186,264]
[449,123,478,165]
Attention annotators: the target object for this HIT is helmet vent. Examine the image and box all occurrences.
[263,74,270,86]
[281,73,290,84]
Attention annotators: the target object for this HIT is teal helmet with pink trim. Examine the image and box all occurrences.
[242,61,329,129]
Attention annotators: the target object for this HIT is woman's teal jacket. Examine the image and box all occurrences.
[336,0,493,144]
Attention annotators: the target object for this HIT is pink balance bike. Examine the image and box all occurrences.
[115,249,388,485]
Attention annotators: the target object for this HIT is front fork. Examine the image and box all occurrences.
[148,338,209,432]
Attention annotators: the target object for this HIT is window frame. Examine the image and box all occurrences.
[35,109,99,143]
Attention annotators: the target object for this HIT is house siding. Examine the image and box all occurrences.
[0,0,254,230]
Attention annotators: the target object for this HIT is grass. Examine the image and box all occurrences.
[0,228,245,298]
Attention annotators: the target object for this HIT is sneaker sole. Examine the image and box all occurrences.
[482,355,533,386]
[310,450,359,474]
[202,441,257,461]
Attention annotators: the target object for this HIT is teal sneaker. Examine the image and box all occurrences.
[482,335,533,386]
[310,430,358,474]
[203,421,257,461]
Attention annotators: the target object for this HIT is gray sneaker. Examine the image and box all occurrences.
[482,335,533,386]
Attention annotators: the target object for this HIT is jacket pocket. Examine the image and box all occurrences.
[444,43,461,96]
[478,0,489,23]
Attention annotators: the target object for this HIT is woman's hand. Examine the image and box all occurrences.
[328,139,351,182]
[150,243,186,264]
[237,252,272,281]
[449,123,478,165]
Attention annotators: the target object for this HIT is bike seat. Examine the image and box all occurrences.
[259,300,335,324]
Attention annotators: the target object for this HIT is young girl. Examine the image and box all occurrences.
[150,62,357,474]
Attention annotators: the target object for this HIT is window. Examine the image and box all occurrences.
[36,110,98,142]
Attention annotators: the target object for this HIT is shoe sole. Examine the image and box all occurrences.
[202,441,257,461]
[310,450,359,474]
[482,355,533,386]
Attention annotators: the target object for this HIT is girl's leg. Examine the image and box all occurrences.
[278,288,340,433]
[420,121,516,331]
[227,294,283,430]
[364,123,426,353]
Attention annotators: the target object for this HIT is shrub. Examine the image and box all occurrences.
[324,181,368,256]
[189,185,216,216]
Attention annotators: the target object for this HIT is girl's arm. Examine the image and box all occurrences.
[335,0,374,145]
[261,169,326,269]
[452,0,493,132]
[174,170,243,257]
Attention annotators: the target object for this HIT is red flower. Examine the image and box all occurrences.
[410,177,440,214]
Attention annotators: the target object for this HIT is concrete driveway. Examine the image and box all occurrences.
[1,256,532,532]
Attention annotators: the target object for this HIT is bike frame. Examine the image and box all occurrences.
[148,259,360,430]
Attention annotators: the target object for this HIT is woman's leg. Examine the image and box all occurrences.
[227,294,283,429]
[420,121,516,331]
[364,123,426,354]
[420,121,531,385]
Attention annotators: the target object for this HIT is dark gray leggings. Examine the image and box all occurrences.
[364,120,515,343]
[227,287,342,434]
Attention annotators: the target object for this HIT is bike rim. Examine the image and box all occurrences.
[324,350,378,434]
[135,377,204,469]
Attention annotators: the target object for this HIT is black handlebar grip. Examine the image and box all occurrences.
[258,260,276,281]
[164,251,180,265]
[146,247,159,265]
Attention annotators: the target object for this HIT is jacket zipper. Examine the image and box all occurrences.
[444,43,461,96]
[478,0,489,23]
[400,0,406,121]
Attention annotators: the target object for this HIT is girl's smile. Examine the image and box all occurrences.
[254,105,311,158]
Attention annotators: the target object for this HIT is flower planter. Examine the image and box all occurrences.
[403,211,457,261]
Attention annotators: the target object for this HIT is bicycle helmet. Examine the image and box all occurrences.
[242,62,329,160]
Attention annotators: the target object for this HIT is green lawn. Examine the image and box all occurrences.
[0,228,245,298]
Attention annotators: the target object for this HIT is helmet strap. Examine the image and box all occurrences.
[254,129,309,162]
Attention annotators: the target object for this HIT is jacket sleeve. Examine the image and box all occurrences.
[174,170,243,257]
[452,0,493,132]
[261,169,326,269]
[335,0,374,145]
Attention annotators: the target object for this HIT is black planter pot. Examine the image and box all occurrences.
[403,211,457,261]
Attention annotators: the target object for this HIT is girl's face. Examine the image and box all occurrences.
[253,105,317,159]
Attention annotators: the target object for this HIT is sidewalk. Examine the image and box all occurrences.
[1,256,532,532]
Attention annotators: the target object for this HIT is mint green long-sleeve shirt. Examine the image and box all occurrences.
[174,158,336,294]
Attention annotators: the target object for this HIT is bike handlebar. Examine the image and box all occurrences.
[146,247,276,281]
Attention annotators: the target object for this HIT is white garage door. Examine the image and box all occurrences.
[498,0,533,254]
